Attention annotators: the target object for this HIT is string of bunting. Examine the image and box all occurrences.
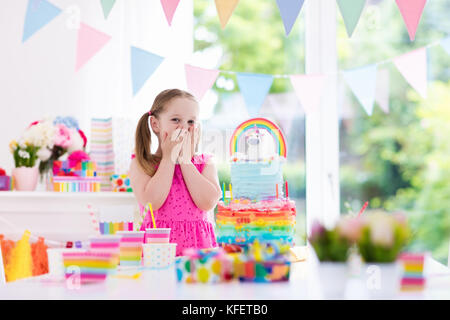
[21,0,449,117]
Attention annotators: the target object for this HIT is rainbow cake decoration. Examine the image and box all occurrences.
[216,118,296,246]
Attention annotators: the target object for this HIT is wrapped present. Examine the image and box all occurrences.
[110,174,132,192]
[0,168,11,191]
[176,248,234,284]
[233,241,291,282]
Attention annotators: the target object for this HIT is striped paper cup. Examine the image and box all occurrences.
[143,243,177,268]
[145,228,171,243]
[116,231,145,266]
[88,235,121,266]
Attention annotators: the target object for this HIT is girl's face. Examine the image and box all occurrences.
[151,97,199,138]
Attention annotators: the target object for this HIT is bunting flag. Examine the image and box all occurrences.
[441,37,450,55]
[290,74,326,115]
[75,23,111,72]
[22,0,62,42]
[343,64,378,116]
[393,47,427,98]
[336,0,366,38]
[130,46,164,96]
[236,73,273,117]
[276,0,305,36]
[100,0,116,19]
[215,0,240,29]
[160,0,181,26]
[184,64,219,101]
[375,68,390,114]
[395,0,427,41]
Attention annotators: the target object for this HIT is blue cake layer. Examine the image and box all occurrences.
[230,160,284,200]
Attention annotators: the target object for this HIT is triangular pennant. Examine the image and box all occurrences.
[22,0,62,42]
[343,64,377,116]
[130,46,164,96]
[440,37,450,55]
[290,74,326,115]
[75,23,111,72]
[275,0,305,36]
[160,0,181,26]
[375,68,390,114]
[393,47,427,98]
[184,65,219,101]
[236,73,273,117]
[336,0,366,38]
[395,0,427,41]
[215,0,240,29]
[100,0,116,19]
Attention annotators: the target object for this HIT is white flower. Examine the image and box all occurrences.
[67,128,84,153]
[18,139,27,149]
[37,147,52,161]
[18,150,30,159]
[22,120,56,148]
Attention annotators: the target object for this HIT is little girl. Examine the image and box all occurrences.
[129,89,222,256]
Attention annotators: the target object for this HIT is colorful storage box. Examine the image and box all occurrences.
[62,251,117,284]
[53,176,101,192]
[111,174,132,192]
[176,248,234,284]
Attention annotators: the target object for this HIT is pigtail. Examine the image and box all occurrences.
[135,112,160,177]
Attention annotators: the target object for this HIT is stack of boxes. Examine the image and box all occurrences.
[90,118,115,191]
[52,160,101,192]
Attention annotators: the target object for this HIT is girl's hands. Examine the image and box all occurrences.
[160,128,185,163]
[178,125,199,164]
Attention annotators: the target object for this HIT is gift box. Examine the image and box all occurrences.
[110,174,132,192]
[233,241,291,282]
[0,175,11,191]
[176,248,234,283]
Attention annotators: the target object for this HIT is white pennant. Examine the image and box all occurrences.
[343,64,378,116]
[393,47,428,98]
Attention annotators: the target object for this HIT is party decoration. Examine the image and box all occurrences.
[393,47,428,98]
[110,174,132,192]
[176,248,234,283]
[375,68,390,113]
[52,160,101,192]
[22,0,62,42]
[131,46,164,95]
[229,118,287,157]
[0,168,11,191]
[184,64,219,101]
[75,23,111,72]
[214,0,240,29]
[275,0,305,36]
[160,0,180,26]
[336,0,366,37]
[343,64,378,116]
[290,74,326,115]
[236,73,274,118]
[395,0,427,41]
[100,0,116,19]
[31,237,48,276]
[5,231,33,282]
[440,37,450,55]
[90,118,115,191]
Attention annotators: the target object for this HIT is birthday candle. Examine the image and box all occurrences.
[229,183,233,201]
[222,182,226,201]
[276,184,279,199]
[285,181,289,198]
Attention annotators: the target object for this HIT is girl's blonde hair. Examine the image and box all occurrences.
[134,88,197,177]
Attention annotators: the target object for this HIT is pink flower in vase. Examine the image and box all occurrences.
[54,124,72,149]
[68,150,90,168]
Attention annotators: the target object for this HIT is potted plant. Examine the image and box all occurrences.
[9,139,40,191]
[355,211,411,299]
[308,219,357,299]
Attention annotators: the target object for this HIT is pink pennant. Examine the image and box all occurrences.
[393,47,427,98]
[290,74,326,114]
[75,23,111,72]
[395,0,427,41]
[160,0,180,26]
[184,64,219,101]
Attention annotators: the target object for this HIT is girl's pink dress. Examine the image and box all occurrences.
[139,154,218,256]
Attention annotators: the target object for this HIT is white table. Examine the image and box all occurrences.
[1,249,448,300]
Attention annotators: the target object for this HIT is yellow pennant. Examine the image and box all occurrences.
[215,0,240,29]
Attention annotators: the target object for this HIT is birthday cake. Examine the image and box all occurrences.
[216,118,296,246]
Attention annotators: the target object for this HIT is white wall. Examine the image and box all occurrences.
[0,0,193,173]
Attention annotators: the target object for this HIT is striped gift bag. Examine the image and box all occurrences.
[90,118,115,191]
